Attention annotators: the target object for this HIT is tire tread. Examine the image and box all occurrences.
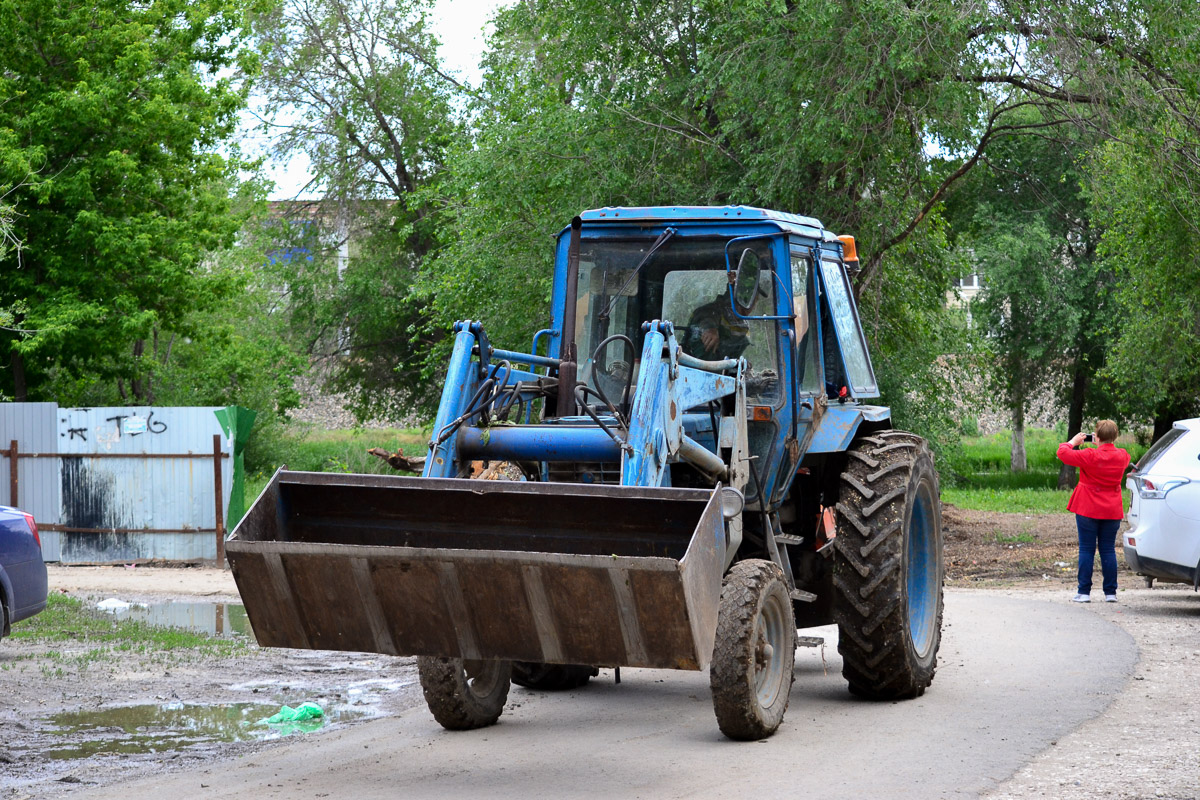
[710,560,795,740]
[832,431,943,700]
[417,656,512,730]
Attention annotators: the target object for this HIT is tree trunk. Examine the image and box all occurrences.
[130,339,151,404]
[1151,392,1200,442]
[1153,407,1184,443]
[1010,402,1027,472]
[1058,366,1087,489]
[11,348,27,401]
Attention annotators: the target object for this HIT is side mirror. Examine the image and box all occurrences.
[732,248,763,314]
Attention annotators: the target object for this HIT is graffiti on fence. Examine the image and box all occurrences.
[60,409,172,451]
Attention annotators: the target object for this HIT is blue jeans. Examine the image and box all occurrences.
[1076,515,1120,596]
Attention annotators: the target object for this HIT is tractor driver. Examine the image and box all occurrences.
[682,293,751,361]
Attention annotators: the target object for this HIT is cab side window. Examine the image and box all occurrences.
[790,255,821,393]
[818,257,877,395]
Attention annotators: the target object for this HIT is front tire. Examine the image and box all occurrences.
[417,657,512,730]
[833,430,943,699]
[710,560,796,740]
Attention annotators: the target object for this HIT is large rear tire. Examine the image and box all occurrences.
[511,662,598,691]
[710,559,796,740]
[833,430,943,699]
[417,656,512,730]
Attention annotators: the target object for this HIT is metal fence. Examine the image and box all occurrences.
[1,404,231,564]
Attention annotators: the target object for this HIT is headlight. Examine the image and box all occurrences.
[1131,474,1191,499]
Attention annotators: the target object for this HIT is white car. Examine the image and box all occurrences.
[1125,418,1200,587]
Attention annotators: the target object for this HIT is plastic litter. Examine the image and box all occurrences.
[96,598,132,612]
[257,703,326,736]
[262,702,324,724]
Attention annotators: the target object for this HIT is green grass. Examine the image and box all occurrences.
[942,487,1068,513]
[9,595,248,665]
[954,428,1069,475]
[246,426,429,502]
[943,485,1134,513]
[947,427,1147,505]
[994,530,1037,544]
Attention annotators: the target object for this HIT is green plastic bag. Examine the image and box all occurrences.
[261,702,325,725]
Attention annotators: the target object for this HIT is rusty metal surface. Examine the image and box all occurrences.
[54,407,231,563]
[0,404,234,563]
[227,472,727,670]
[0,403,61,558]
[38,525,219,534]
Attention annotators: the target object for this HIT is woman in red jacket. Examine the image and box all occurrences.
[1056,420,1131,603]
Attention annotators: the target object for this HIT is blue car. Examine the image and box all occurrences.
[0,505,48,641]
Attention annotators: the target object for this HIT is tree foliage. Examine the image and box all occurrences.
[949,107,1115,473]
[243,0,1200,441]
[423,0,985,424]
[422,1,1106,434]
[7,0,1199,449]
[0,0,260,403]
[1090,130,1200,437]
[249,0,460,420]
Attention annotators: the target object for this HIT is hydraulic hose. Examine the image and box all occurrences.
[574,384,631,454]
[588,334,636,424]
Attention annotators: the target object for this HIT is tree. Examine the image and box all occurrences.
[947,106,1117,477]
[11,186,310,434]
[249,0,461,421]
[1090,130,1200,439]
[259,0,1200,435]
[422,0,1022,434]
[152,215,307,432]
[1063,0,1200,437]
[967,213,1061,470]
[0,0,259,402]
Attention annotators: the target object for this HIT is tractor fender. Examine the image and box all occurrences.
[805,404,891,454]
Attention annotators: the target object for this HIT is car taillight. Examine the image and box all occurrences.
[21,511,40,549]
[1132,474,1191,499]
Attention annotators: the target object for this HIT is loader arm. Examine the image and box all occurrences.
[424,320,750,508]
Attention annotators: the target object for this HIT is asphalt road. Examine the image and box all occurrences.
[72,590,1135,800]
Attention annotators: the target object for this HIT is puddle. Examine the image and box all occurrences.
[42,702,369,760]
[100,601,254,639]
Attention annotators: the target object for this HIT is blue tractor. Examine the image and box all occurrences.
[227,206,944,740]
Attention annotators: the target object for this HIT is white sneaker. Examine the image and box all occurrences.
[1104,595,1117,603]
[1072,594,1091,603]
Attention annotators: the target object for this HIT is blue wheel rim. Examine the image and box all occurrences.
[754,591,788,710]
[906,481,938,658]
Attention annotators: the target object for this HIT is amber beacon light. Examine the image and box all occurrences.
[838,235,859,269]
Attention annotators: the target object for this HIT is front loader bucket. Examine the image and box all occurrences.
[225,471,728,671]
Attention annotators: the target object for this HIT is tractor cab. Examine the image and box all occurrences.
[552,207,882,502]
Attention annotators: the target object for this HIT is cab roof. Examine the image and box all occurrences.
[577,206,840,243]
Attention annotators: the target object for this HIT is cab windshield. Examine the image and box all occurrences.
[573,237,781,405]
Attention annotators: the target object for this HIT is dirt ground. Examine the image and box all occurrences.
[2,507,1197,799]
[943,505,1095,586]
[0,565,425,799]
